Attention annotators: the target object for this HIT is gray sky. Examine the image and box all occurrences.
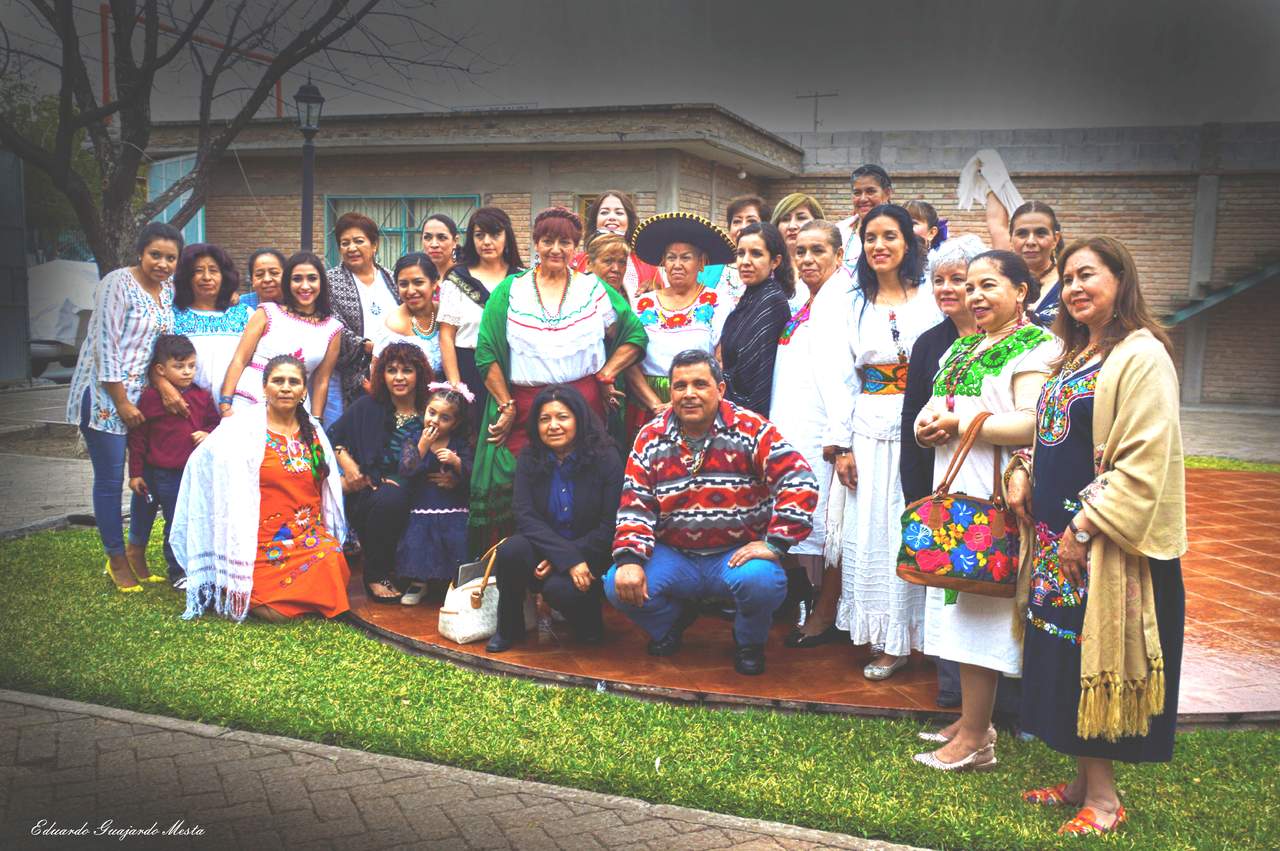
[7,0,1279,131]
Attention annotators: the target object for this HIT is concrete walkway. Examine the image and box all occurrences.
[0,690,911,851]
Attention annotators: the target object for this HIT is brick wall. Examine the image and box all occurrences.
[1210,175,1280,290]
[766,174,1196,315]
[1201,285,1280,406]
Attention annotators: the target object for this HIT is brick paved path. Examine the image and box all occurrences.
[0,691,914,851]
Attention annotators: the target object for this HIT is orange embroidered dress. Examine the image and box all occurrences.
[251,430,350,618]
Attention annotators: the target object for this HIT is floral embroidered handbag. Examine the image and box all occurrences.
[896,412,1020,598]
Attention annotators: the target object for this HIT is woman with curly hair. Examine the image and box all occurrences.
[327,342,433,603]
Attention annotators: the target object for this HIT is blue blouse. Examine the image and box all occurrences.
[547,452,577,540]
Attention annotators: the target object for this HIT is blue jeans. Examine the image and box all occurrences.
[604,543,787,646]
[127,465,184,580]
[79,389,144,556]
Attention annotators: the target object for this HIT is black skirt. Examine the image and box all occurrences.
[454,346,491,439]
[1021,557,1184,763]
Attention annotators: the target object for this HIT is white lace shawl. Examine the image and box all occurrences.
[171,404,346,622]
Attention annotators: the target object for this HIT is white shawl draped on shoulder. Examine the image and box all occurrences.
[171,405,346,622]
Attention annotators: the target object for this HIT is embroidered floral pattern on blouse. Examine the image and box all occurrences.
[932,325,1053,398]
[778,299,812,345]
[172,303,251,336]
[1030,521,1086,608]
[1037,363,1099,446]
[265,432,314,475]
[1027,610,1081,644]
[635,289,718,330]
[1080,476,1109,508]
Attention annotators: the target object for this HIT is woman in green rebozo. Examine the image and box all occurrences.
[470,207,647,541]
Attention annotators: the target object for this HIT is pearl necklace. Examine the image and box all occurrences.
[411,311,437,338]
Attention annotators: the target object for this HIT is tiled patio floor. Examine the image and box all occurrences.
[350,468,1280,720]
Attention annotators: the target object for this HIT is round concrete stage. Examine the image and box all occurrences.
[347,469,1280,723]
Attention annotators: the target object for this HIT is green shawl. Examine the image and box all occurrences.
[469,271,647,532]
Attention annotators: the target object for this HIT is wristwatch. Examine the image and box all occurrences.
[1068,519,1091,545]
[832,447,852,457]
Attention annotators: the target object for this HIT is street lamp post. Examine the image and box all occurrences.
[294,76,325,252]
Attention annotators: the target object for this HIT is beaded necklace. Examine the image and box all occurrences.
[1042,343,1101,404]
[411,310,437,338]
[939,320,1027,411]
[678,427,712,476]
[532,266,570,320]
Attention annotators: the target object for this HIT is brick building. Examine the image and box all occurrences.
[148,105,1280,407]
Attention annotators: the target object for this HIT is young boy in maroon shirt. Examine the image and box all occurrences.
[126,334,220,588]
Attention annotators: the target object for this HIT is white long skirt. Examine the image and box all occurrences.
[834,432,924,656]
[923,588,1022,675]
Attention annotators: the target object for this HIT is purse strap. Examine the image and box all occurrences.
[469,538,506,609]
[932,411,996,497]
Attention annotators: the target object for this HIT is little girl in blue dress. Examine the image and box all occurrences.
[397,383,474,604]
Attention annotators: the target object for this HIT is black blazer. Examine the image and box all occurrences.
[900,317,960,503]
[512,444,624,576]
[327,395,397,485]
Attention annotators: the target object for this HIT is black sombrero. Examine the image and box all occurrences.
[631,212,736,266]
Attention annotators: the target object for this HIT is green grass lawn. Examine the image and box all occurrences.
[3,528,1278,850]
[1185,455,1280,473]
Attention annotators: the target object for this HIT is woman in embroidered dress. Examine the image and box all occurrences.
[421,213,459,284]
[899,234,986,706]
[168,244,252,395]
[470,207,647,538]
[240,248,286,310]
[572,191,662,305]
[219,253,342,420]
[697,194,769,309]
[1005,237,1185,837]
[774,221,858,648]
[328,343,432,603]
[174,355,349,622]
[326,213,400,423]
[439,207,524,429]
[986,199,1065,327]
[911,250,1057,771]
[371,252,443,376]
[66,222,182,591]
[717,222,794,417]
[624,213,736,431]
[834,204,942,680]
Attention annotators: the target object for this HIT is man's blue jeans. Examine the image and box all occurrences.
[127,465,185,580]
[604,543,787,646]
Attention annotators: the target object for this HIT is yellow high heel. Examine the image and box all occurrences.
[125,544,166,583]
[105,560,143,593]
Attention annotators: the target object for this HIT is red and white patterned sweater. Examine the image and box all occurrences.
[612,401,818,566]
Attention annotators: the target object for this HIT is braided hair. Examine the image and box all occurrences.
[261,354,329,481]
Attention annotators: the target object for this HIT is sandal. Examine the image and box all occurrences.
[104,559,142,594]
[1057,806,1127,836]
[366,578,402,604]
[1023,782,1079,807]
[400,583,427,606]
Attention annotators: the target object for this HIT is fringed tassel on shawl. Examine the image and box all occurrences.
[1076,654,1167,742]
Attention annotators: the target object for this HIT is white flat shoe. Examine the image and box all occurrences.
[913,742,997,771]
[400,583,427,606]
[917,725,995,745]
[864,655,909,680]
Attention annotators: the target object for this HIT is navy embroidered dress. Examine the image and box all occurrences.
[1021,361,1183,762]
[396,434,473,582]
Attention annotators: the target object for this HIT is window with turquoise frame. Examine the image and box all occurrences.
[325,196,479,270]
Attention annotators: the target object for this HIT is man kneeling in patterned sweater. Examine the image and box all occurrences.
[605,349,819,675]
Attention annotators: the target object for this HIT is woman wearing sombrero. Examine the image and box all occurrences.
[623,213,737,434]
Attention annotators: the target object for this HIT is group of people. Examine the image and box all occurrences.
[68,168,1186,838]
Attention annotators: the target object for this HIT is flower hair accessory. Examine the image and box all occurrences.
[428,380,475,404]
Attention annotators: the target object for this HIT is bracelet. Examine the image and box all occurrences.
[832,447,852,457]
[218,395,235,406]
[497,399,515,414]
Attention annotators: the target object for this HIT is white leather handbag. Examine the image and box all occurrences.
[437,540,535,644]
